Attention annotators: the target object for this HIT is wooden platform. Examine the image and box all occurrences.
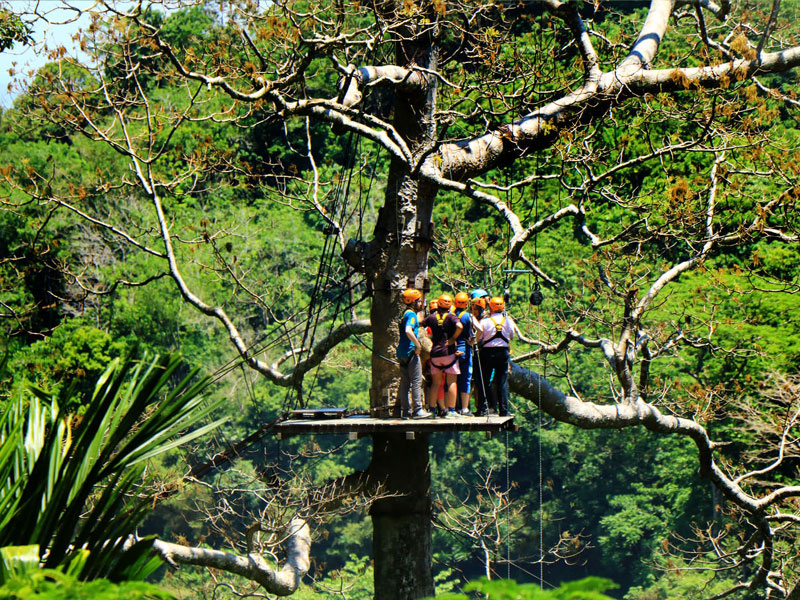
[274,414,517,440]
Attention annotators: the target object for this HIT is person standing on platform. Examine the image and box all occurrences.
[423,298,444,408]
[476,296,515,417]
[421,294,463,418]
[470,296,488,414]
[396,289,431,419]
[453,292,474,416]
[471,288,490,308]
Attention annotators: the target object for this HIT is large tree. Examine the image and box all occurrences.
[2,0,800,598]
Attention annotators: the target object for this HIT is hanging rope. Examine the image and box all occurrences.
[285,131,358,409]
[206,133,386,415]
[506,429,511,580]
[207,275,366,388]
[538,357,544,589]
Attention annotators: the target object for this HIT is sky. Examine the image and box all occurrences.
[0,1,95,110]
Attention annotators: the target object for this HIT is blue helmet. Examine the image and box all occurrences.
[470,288,489,299]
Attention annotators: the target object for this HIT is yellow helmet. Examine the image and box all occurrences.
[489,296,505,312]
[402,288,422,305]
[437,294,453,310]
[454,292,469,309]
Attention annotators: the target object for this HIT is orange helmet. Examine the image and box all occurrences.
[471,297,486,309]
[437,293,453,310]
[489,296,505,312]
[402,288,422,305]
[454,292,469,309]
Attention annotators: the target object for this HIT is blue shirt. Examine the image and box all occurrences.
[455,309,472,352]
[397,309,419,359]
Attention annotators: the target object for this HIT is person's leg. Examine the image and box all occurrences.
[484,348,501,413]
[475,349,490,415]
[409,354,425,414]
[495,348,510,416]
[444,373,458,410]
[427,370,442,412]
[458,348,472,413]
[397,358,411,417]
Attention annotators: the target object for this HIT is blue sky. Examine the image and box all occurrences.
[0,1,94,109]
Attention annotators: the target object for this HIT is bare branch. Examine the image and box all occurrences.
[150,518,310,597]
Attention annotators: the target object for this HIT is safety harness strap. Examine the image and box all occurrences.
[484,316,510,345]
[432,355,458,370]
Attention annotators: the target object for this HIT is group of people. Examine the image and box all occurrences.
[396,288,515,419]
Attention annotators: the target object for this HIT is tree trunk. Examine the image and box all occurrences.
[370,434,433,599]
[366,167,437,599]
[365,13,440,597]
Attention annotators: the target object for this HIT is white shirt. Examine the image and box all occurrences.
[478,312,515,348]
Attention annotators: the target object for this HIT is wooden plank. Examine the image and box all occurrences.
[273,414,517,439]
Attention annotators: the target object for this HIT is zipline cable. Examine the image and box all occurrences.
[506,429,511,580]
[206,275,366,387]
[534,150,545,588]
[280,130,358,410]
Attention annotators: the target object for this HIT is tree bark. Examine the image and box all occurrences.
[364,11,440,598]
[149,518,311,596]
[370,434,433,599]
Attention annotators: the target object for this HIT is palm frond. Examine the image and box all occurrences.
[0,350,227,580]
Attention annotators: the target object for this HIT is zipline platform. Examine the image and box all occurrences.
[274,413,517,440]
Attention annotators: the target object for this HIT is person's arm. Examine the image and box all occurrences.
[405,325,422,354]
[447,319,463,347]
[472,316,483,335]
[465,315,475,346]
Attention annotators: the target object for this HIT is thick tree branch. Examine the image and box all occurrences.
[434,13,800,182]
[147,35,415,165]
[619,0,676,73]
[339,65,432,108]
[508,364,760,513]
[150,518,310,596]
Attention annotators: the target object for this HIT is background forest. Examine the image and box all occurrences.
[1,0,800,599]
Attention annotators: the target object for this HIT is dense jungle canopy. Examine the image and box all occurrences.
[1,0,800,598]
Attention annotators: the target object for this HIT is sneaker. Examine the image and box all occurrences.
[443,410,459,419]
[452,409,467,417]
[458,408,471,416]
[412,408,432,419]
[474,410,489,417]
[438,408,449,418]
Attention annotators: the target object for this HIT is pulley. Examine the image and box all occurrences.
[529,286,544,306]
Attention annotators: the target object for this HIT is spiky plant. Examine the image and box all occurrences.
[0,350,226,580]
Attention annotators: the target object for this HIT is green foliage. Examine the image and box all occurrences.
[624,558,737,600]
[0,350,227,580]
[6,323,129,410]
[0,546,40,584]
[428,577,618,600]
[291,555,374,600]
[0,7,31,52]
[2,1,800,597]
[0,567,175,600]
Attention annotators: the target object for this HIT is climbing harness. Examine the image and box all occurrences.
[431,355,459,371]
[484,315,510,345]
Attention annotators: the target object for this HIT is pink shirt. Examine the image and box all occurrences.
[478,313,515,348]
